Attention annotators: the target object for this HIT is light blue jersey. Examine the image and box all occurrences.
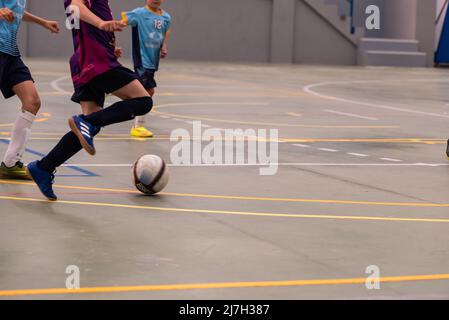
[0,0,26,56]
[122,6,171,71]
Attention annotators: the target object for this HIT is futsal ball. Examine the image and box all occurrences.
[133,155,169,195]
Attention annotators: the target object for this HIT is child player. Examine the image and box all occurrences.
[27,0,154,201]
[0,1,59,179]
[122,0,171,138]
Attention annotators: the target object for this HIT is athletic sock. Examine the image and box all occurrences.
[37,132,83,173]
[134,115,146,127]
[36,97,152,173]
[3,110,35,167]
[84,97,152,128]
[37,127,101,173]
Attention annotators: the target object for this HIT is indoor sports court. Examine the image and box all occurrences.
[1,0,449,300]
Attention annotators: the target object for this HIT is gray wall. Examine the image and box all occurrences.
[18,0,437,66]
[294,0,356,65]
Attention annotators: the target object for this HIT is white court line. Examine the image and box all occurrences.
[159,85,244,89]
[201,124,212,128]
[380,158,403,162]
[160,115,169,119]
[293,144,310,148]
[304,80,449,119]
[318,148,338,152]
[50,76,72,94]
[61,163,449,168]
[324,109,378,121]
[347,153,369,157]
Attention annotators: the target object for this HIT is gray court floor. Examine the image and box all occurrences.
[1,59,449,299]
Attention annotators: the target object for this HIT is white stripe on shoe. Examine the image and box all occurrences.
[80,122,90,130]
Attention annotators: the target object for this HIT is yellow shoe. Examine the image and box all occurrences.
[131,126,154,138]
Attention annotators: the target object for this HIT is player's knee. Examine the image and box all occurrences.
[23,94,41,114]
[135,96,153,116]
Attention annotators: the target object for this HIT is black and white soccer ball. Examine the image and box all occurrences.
[133,155,169,195]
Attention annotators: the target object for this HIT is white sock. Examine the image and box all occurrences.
[3,110,35,167]
[135,115,146,127]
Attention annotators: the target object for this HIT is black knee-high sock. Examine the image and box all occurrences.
[36,97,152,174]
[83,97,153,128]
[37,132,83,173]
[38,128,101,173]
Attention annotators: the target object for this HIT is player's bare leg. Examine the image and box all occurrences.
[81,101,102,116]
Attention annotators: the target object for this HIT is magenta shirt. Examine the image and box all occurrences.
[65,0,121,89]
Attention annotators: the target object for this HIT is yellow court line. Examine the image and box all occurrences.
[1,132,171,138]
[1,136,443,144]
[1,195,449,224]
[154,110,399,129]
[279,138,445,144]
[1,180,449,208]
[159,73,309,98]
[1,273,449,297]
[34,118,49,123]
[152,102,399,129]
[25,137,169,141]
[0,132,443,145]
[24,137,266,141]
[156,92,305,98]
[0,113,51,127]
[0,132,171,140]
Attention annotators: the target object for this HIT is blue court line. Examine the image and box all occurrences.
[0,139,98,177]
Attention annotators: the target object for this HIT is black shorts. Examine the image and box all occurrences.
[135,68,157,90]
[71,66,137,108]
[0,52,34,99]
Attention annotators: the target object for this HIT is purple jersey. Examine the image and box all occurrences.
[65,0,120,89]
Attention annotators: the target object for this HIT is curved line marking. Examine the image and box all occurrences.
[303,80,449,119]
[50,76,72,95]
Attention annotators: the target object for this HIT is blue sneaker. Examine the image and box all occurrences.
[69,115,97,156]
[26,161,57,201]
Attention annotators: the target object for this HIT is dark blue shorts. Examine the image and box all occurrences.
[135,68,157,90]
[0,52,34,99]
[71,66,137,108]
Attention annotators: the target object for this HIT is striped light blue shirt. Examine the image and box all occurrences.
[0,0,26,56]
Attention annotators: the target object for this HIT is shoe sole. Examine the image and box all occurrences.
[25,166,57,202]
[69,118,96,156]
[0,171,32,180]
